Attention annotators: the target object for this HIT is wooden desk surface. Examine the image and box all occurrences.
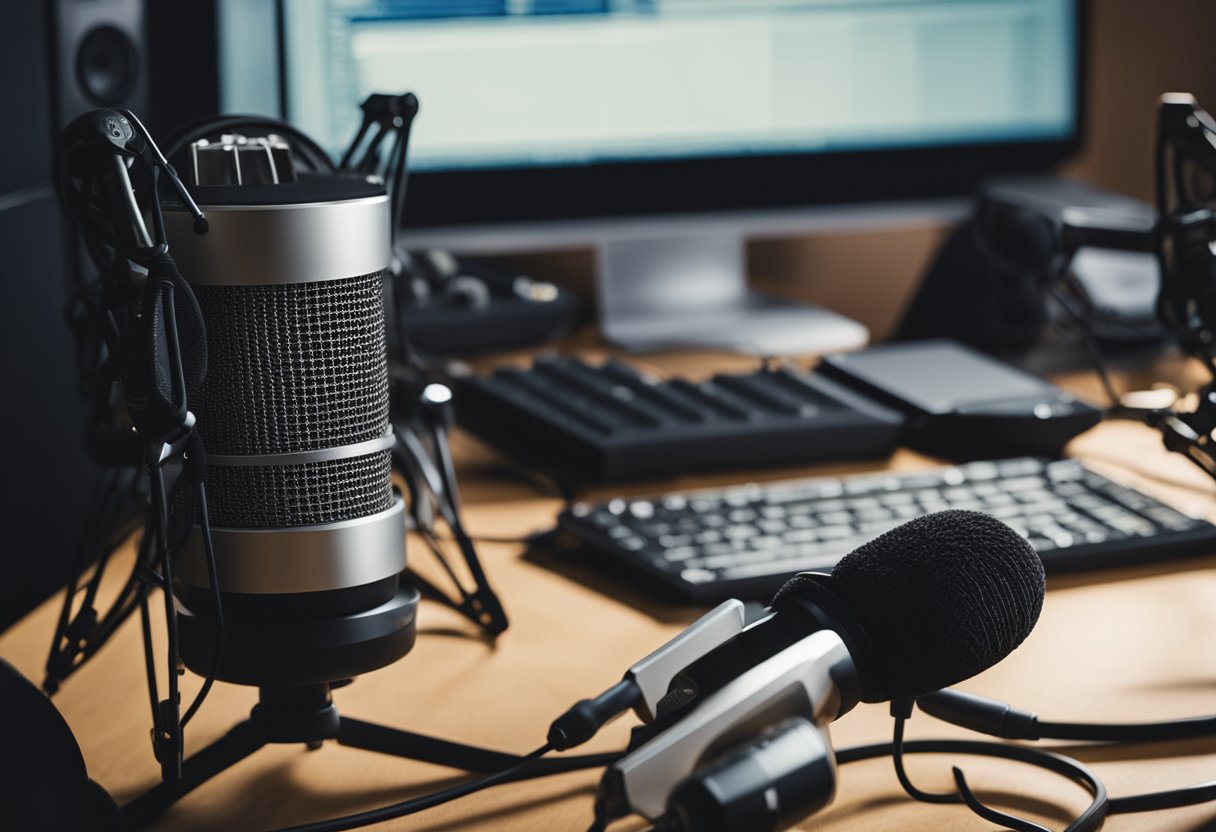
[3,346,1216,831]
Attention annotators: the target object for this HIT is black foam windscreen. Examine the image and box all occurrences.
[773,510,1045,703]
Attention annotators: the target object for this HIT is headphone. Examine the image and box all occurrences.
[0,659,121,831]
[403,248,493,310]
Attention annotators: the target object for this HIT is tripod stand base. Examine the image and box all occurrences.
[120,683,594,830]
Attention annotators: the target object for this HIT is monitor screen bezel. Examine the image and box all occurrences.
[278,0,1087,231]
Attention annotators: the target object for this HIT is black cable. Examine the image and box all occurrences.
[918,690,1216,818]
[137,590,160,730]
[950,766,1051,832]
[835,736,1109,832]
[180,482,224,728]
[149,464,183,774]
[890,717,956,804]
[1036,714,1216,743]
[270,744,620,832]
[1045,280,1122,409]
[1110,780,1216,814]
[455,528,560,546]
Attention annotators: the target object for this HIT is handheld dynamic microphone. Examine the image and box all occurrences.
[573,510,1045,829]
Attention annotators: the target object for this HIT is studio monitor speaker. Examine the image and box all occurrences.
[0,0,147,629]
[51,0,148,127]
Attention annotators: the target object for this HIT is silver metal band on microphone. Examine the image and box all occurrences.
[178,496,407,595]
[163,194,391,285]
[207,430,396,468]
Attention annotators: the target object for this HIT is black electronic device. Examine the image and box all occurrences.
[394,251,580,355]
[454,357,905,483]
[819,339,1102,459]
[897,175,1160,352]
[52,0,148,128]
[556,456,1216,602]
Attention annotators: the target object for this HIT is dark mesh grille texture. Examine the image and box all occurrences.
[206,451,393,528]
[772,510,1045,703]
[192,272,389,455]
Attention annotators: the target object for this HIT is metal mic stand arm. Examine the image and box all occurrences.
[390,380,510,635]
[339,92,419,271]
[1149,392,1216,480]
[342,96,494,581]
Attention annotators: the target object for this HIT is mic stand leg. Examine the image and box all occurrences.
[120,719,267,830]
[119,683,610,829]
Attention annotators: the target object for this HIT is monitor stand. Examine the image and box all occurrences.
[598,234,869,355]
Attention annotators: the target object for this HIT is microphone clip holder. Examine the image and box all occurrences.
[144,410,197,468]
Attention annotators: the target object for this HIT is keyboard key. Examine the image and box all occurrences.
[758,519,788,534]
[818,525,853,540]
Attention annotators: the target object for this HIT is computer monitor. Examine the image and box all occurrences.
[218,0,1083,354]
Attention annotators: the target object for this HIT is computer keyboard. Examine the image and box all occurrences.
[558,457,1216,602]
[454,357,905,482]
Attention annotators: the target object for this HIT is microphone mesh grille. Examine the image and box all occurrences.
[205,450,393,529]
[192,272,389,455]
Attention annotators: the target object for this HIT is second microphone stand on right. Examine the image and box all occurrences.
[1141,93,1216,480]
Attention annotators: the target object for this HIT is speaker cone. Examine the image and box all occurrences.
[75,25,138,105]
